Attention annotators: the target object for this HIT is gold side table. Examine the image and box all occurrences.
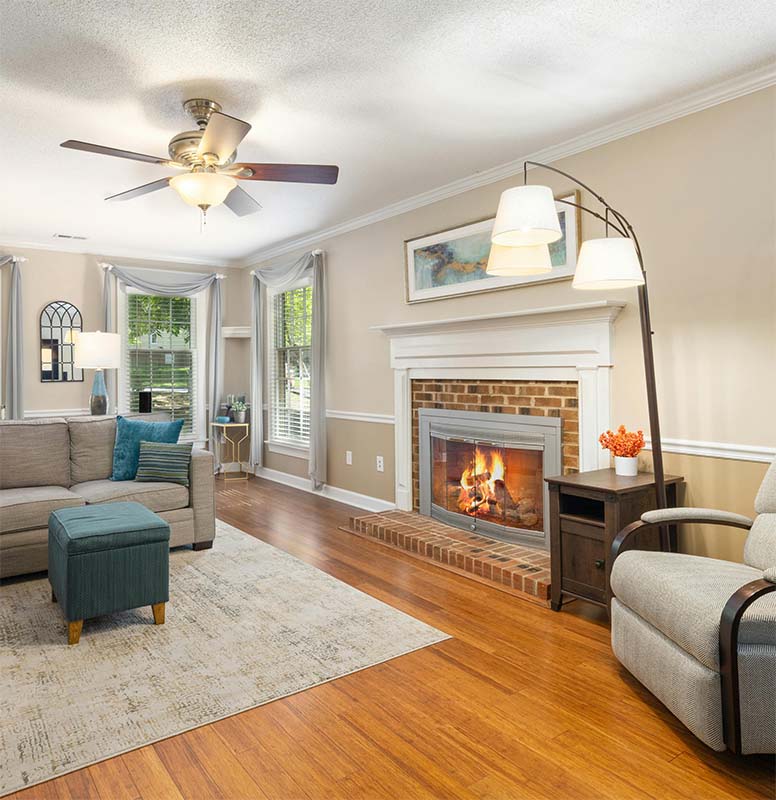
[210,422,250,481]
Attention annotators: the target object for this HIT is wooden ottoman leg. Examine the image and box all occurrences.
[68,620,83,645]
[152,602,165,625]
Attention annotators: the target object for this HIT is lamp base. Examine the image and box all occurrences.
[90,369,108,415]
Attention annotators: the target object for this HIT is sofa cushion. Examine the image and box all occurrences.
[0,419,71,489]
[70,479,189,513]
[68,416,117,485]
[611,550,776,671]
[0,486,85,534]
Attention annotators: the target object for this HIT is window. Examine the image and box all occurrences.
[123,293,200,438]
[269,283,313,448]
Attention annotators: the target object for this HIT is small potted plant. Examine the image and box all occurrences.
[231,399,247,423]
[599,425,645,476]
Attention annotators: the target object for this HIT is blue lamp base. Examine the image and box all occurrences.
[90,369,108,415]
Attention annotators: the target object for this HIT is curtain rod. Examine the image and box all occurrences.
[249,249,323,276]
[99,261,224,279]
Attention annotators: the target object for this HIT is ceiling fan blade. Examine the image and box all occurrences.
[198,112,251,164]
[223,185,262,217]
[61,140,173,166]
[105,178,171,201]
[231,163,339,185]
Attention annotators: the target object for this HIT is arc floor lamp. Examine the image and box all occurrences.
[487,161,666,513]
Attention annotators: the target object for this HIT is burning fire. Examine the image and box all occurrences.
[458,447,505,516]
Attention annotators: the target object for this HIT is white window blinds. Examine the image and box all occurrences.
[124,294,197,437]
[269,284,312,446]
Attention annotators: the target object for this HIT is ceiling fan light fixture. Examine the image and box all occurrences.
[170,171,237,209]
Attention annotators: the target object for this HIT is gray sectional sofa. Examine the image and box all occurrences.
[0,416,216,578]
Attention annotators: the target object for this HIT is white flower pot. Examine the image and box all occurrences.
[614,456,638,477]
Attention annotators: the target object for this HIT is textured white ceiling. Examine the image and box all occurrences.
[2,0,775,265]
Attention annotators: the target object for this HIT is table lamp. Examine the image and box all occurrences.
[74,331,121,415]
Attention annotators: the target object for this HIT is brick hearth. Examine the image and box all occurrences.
[347,510,551,603]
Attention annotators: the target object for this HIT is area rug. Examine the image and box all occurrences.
[0,520,449,795]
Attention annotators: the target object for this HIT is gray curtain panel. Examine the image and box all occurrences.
[250,250,327,488]
[2,256,24,419]
[102,264,224,470]
[101,265,116,409]
[249,276,264,468]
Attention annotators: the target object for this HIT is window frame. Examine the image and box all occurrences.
[117,285,207,446]
[265,275,313,458]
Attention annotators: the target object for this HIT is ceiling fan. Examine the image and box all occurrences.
[60,98,339,220]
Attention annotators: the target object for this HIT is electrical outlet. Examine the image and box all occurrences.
[376,455,384,473]
[345,450,353,465]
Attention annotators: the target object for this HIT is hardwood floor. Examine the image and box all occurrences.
[11,477,775,799]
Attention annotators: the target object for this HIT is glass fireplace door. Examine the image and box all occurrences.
[431,434,544,535]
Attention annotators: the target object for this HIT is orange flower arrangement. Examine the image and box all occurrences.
[599,425,645,458]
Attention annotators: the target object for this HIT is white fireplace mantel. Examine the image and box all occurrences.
[373,301,625,511]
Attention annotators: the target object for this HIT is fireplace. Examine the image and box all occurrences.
[419,409,560,547]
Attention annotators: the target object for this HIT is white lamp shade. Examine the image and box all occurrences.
[492,185,562,246]
[74,332,121,369]
[170,172,237,208]
[486,243,552,276]
[572,238,644,290]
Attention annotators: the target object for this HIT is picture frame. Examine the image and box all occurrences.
[404,191,580,303]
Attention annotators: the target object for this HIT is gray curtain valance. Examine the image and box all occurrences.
[2,255,23,419]
[250,250,327,489]
[101,264,223,468]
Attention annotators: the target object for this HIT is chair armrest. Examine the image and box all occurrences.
[720,575,776,752]
[611,509,753,565]
[641,507,754,528]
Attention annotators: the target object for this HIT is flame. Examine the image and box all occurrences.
[458,447,505,517]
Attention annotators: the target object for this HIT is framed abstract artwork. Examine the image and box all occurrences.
[404,192,579,303]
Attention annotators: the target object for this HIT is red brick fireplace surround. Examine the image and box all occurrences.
[411,378,580,511]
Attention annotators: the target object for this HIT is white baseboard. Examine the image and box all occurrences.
[246,465,395,512]
[645,437,775,463]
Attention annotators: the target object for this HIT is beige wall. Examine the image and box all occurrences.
[235,86,775,561]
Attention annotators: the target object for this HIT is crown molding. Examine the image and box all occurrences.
[238,62,776,266]
[0,239,237,269]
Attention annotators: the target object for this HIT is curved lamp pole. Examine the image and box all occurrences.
[490,161,666,514]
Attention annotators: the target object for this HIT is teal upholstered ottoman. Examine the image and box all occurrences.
[48,502,170,645]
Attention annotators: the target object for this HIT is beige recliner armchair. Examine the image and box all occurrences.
[609,458,776,754]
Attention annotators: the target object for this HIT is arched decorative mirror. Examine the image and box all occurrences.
[40,301,84,382]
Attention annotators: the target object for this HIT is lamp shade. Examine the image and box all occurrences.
[572,238,644,290]
[74,331,121,369]
[486,243,552,276]
[492,185,562,246]
[170,172,237,208]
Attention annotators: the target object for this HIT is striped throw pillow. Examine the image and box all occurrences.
[135,441,193,487]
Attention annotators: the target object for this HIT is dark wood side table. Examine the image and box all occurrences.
[546,469,684,612]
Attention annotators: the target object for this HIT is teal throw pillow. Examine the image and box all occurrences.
[111,415,184,481]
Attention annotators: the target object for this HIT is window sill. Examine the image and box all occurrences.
[266,440,310,460]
